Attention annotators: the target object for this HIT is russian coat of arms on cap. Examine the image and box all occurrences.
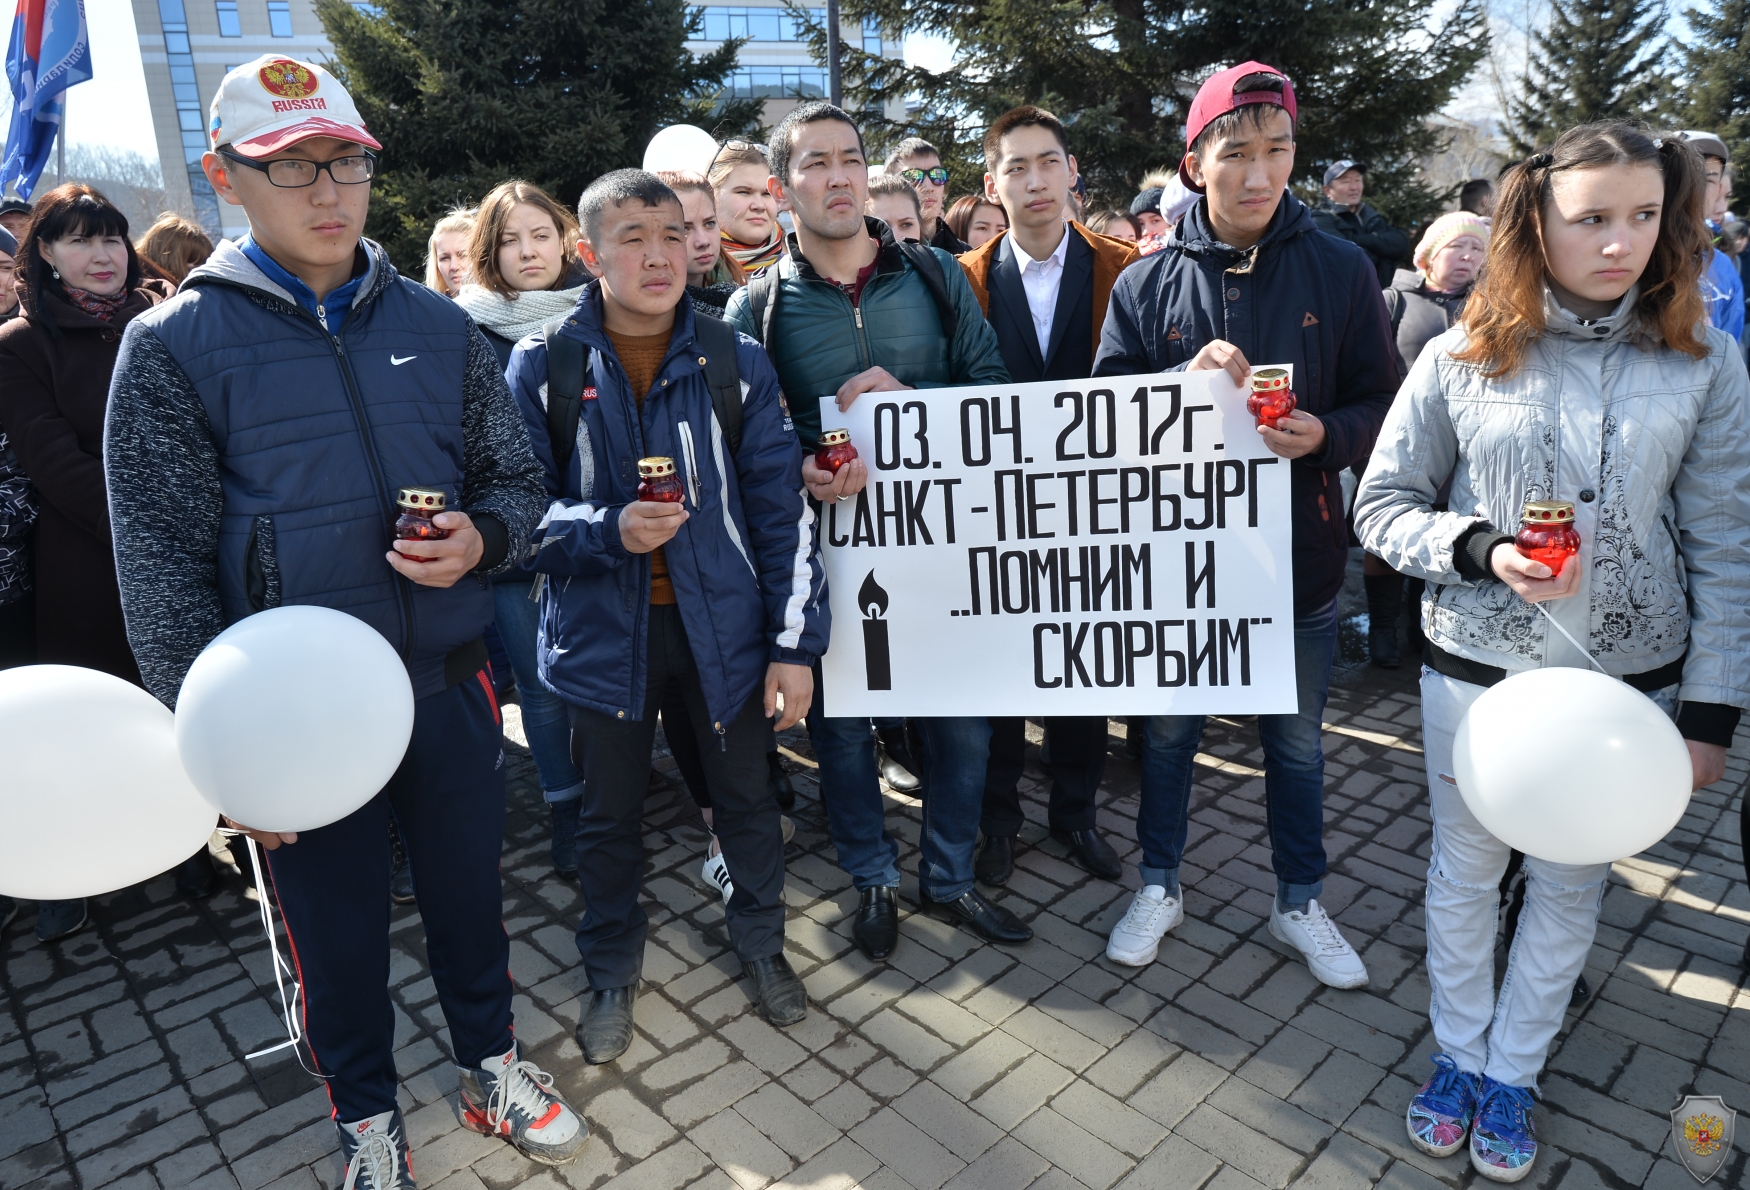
[1670,1095,1736,1183]
[258,59,317,99]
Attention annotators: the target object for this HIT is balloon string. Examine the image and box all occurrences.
[223,830,328,1080]
[1531,599,1610,676]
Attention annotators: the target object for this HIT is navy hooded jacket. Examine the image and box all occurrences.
[505,284,828,729]
[1094,193,1399,616]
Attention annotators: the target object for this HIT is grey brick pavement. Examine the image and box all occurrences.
[3,624,1747,1190]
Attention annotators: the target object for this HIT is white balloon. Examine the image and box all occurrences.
[1452,667,1692,865]
[642,125,722,176]
[175,606,415,833]
[0,666,218,900]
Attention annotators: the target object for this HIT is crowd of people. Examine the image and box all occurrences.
[1,48,1748,1190]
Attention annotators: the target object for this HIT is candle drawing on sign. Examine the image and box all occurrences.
[860,570,892,690]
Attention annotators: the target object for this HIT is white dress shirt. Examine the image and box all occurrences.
[1011,223,1071,359]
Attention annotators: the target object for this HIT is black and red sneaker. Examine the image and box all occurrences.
[457,1042,588,1166]
[336,1108,416,1189]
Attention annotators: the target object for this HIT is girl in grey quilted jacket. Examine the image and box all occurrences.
[1355,123,1750,1182]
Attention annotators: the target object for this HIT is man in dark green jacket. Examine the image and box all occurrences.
[1310,160,1410,288]
[725,102,1021,964]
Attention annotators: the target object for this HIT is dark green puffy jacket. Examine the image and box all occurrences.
[724,218,1009,446]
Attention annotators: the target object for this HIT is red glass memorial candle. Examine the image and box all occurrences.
[1246,367,1297,429]
[394,487,449,562]
[1515,500,1580,576]
[637,457,685,503]
[816,428,859,474]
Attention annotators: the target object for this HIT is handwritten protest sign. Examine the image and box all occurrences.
[817,369,1298,717]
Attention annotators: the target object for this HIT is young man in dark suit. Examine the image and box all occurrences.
[957,105,1140,886]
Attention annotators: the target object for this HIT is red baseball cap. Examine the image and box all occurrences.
[1179,62,1297,193]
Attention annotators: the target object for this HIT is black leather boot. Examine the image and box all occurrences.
[853,886,899,960]
[875,724,920,792]
[578,984,638,1063]
[745,955,808,1026]
[975,835,1016,886]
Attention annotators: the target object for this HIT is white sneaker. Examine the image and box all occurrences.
[1105,886,1183,966]
[1269,898,1369,988]
[702,850,734,904]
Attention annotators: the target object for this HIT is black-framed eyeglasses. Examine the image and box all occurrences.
[220,148,377,188]
[901,167,949,187]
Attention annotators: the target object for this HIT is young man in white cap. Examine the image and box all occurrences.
[103,56,585,1188]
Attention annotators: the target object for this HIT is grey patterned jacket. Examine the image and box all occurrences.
[1354,288,1750,714]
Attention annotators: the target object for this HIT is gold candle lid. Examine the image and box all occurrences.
[819,429,851,446]
[638,457,677,478]
[396,487,446,510]
[1522,500,1576,524]
[1251,368,1290,392]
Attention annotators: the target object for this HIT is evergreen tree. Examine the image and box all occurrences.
[804,0,1488,232]
[1507,0,1672,152]
[315,0,761,270]
[1679,0,1750,177]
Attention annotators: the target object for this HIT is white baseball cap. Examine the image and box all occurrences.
[208,55,382,159]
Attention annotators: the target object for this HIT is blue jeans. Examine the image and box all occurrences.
[494,580,585,804]
[1137,600,1339,908]
[808,679,988,899]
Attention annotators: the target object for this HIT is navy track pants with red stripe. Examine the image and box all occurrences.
[266,670,514,1122]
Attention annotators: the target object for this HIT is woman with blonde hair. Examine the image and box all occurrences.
[135,212,213,284]
[424,206,477,297]
[708,140,783,275]
[1355,123,1750,1182]
[655,170,745,317]
[452,180,586,366]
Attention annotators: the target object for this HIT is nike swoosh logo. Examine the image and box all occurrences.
[391,354,417,365]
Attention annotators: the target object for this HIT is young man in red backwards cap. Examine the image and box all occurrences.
[104,56,584,1189]
[1094,63,1398,988]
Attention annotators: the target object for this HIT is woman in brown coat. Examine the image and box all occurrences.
[0,185,170,687]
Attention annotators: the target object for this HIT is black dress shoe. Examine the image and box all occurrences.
[853,886,899,960]
[1570,974,1590,1006]
[1052,828,1122,881]
[975,835,1016,886]
[745,954,808,1026]
[578,984,638,1063]
[768,750,797,811]
[918,889,1032,944]
[175,849,217,900]
[875,725,920,792]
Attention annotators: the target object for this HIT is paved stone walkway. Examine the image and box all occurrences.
[3,648,1748,1190]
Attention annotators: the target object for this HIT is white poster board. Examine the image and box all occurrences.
[817,369,1299,717]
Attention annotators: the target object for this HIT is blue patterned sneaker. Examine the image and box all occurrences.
[1470,1077,1538,1182]
[1406,1053,1478,1157]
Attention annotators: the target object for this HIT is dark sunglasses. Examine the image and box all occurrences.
[900,167,950,187]
[220,148,377,188]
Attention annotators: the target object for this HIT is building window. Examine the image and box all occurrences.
[861,18,882,55]
[215,0,240,36]
[692,6,825,42]
[267,0,292,35]
[158,0,223,238]
[723,66,827,99]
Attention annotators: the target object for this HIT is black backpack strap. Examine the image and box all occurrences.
[542,316,586,470]
[692,313,744,456]
[747,264,780,346]
[898,242,959,340]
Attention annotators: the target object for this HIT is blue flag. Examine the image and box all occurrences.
[3,0,93,200]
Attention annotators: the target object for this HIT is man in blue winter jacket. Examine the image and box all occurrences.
[504,171,827,1061]
[104,57,583,1190]
[1093,62,1398,988]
